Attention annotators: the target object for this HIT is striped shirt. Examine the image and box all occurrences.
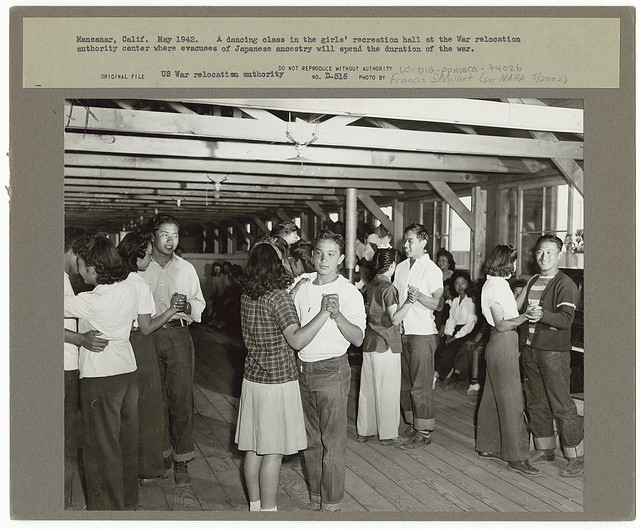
[526,274,554,345]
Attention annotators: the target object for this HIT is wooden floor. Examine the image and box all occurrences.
[72,323,584,514]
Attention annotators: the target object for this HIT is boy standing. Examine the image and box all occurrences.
[522,234,583,477]
[294,230,366,511]
[138,214,206,485]
[393,224,443,449]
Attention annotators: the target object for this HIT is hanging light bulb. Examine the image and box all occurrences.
[214,181,222,199]
[176,198,182,207]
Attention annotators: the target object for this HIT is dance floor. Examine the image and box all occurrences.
[69,323,584,516]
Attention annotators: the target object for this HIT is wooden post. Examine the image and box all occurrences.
[345,188,357,282]
[392,198,404,249]
[471,186,487,281]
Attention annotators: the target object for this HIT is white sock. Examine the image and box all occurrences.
[261,505,278,511]
[249,500,261,511]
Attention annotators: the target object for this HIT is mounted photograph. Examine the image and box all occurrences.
[62,97,585,513]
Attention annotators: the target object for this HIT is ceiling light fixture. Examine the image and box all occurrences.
[206,175,228,205]
[285,114,320,163]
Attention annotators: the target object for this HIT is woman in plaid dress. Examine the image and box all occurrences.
[235,237,331,512]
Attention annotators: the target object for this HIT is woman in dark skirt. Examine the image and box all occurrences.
[476,245,540,477]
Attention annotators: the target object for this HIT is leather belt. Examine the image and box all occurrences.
[162,319,188,329]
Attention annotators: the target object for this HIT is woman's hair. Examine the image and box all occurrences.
[372,247,400,275]
[241,236,292,299]
[117,230,152,272]
[290,239,315,273]
[450,270,472,297]
[436,248,456,271]
[73,235,130,285]
[482,244,517,278]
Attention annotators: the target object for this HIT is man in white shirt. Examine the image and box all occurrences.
[393,223,443,450]
[138,214,206,486]
[294,230,366,511]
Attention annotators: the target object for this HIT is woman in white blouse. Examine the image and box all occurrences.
[475,245,540,477]
[434,271,477,387]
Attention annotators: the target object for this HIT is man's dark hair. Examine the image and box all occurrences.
[314,229,345,254]
[147,213,180,233]
[64,226,86,253]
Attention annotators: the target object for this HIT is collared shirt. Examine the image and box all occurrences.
[64,273,79,371]
[393,253,443,335]
[444,295,477,340]
[241,289,300,384]
[64,279,139,378]
[294,272,366,362]
[138,254,206,324]
[481,275,518,327]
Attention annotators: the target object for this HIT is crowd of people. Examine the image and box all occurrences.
[63,215,584,512]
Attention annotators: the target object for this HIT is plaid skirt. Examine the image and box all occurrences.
[234,378,307,455]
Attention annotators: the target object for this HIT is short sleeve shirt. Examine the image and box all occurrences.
[128,272,157,328]
[240,289,301,384]
[481,275,518,327]
[362,276,402,353]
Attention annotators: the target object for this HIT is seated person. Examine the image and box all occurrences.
[433,271,477,388]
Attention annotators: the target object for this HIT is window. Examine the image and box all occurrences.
[421,198,471,270]
[449,197,471,271]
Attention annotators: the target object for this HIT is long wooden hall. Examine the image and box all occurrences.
[63,98,585,515]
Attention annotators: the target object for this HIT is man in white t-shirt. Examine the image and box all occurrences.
[295,230,366,512]
[393,223,443,450]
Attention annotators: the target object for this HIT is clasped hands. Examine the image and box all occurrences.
[322,293,340,319]
[171,292,188,312]
[525,303,543,323]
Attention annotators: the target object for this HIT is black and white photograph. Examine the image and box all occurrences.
[8,4,635,525]
[61,97,586,513]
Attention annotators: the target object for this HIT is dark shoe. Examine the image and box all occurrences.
[357,434,375,443]
[139,475,167,486]
[529,450,556,464]
[444,372,464,389]
[507,460,541,477]
[380,437,402,446]
[174,461,192,486]
[398,432,431,450]
[560,457,584,477]
[477,451,502,461]
[392,429,417,447]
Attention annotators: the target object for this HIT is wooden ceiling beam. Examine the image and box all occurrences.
[357,192,393,234]
[65,135,535,174]
[429,181,475,230]
[64,179,399,198]
[64,165,457,191]
[65,105,583,159]
[178,98,583,134]
[505,98,584,196]
[64,153,484,185]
